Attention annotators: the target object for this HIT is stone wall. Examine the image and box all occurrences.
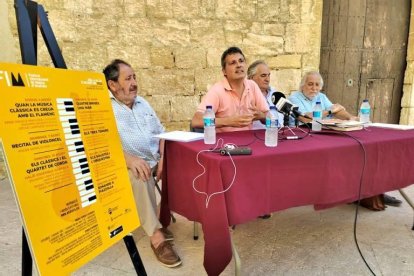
[401,0,414,125]
[0,0,17,180]
[4,0,322,131]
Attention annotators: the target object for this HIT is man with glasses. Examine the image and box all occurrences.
[191,47,269,132]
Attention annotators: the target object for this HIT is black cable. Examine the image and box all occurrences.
[313,126,377,276]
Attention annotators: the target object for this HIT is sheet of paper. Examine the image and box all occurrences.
[155,131,204,142]
[368,123,414,130]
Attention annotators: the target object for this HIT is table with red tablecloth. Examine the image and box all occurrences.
[160,127,414,276]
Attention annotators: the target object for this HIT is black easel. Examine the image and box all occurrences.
[14,1,146,275]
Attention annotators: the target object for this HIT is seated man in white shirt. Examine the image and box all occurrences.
[247,60,284,129]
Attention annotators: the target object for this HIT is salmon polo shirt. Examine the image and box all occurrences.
[197,78,269,133]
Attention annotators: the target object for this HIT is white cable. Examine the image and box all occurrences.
[192,138,237,208]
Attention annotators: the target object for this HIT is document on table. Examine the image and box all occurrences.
[368,123,414,130]
[154,131,204,142]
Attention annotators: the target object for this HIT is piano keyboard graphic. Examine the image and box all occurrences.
[57,98,96,208]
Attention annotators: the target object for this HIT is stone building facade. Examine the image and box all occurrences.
[0,0,413,179]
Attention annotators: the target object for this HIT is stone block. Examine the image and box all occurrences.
[138,68,195,96]
[302,52,321,72]
[194,67,223,94]
[216,0,255,20]
[123,0,146,18]
[151,47,174,68]
[199,0,216,19]
[407,36,414,61]
[281,0,301,23]
[242,33,283,56]
[152,19,191,47]
[249,22,263,34]
[170,96,200,121]
[165,121,191,131]
[399,107,414,125]
[257,1,281,21]
[175,47,207,69]
[106,44,151,69]
[302,0,323,23]
[404,62,414,85]
[172,0,200,19]
[267,55,302,69]
[147,0,173,18]
[224,32,244,46]
[272,69,302,94]
[401,84,413,108]
[263,23,285,36]
[285,23,320,53]
[117,18,153,46]
[63,0,94,14]
[207,48,224,68]
[224,21,251,32]
[190,19,226,48]
[145,95,171,122]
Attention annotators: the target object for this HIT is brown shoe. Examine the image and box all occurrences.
[159,227,174,241]
[151,241,182,268]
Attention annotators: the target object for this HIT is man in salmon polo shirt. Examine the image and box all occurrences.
[191,46,269,132]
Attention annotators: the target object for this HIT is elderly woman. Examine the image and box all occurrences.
[288,71,356,123]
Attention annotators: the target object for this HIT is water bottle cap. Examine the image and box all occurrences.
[316,101,321,104]
[270,106,276,110]
[206,105,212,109]
[363,99,368,102]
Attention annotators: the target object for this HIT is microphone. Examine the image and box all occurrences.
[271,92,311,119]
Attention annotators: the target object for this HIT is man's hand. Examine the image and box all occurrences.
[331,104,346,114]
[124,151,151,181]
[248,105,267,121]
[226,114,254,127]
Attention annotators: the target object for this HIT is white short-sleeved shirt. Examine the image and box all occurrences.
[110,94,164,168]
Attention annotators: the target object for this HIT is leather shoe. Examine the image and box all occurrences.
[383,194,402,207]
[151,241,182,267]
[159,227,174,241]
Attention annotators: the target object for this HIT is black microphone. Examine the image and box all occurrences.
[271,92,311,119]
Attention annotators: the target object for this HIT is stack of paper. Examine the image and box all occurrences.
[154,131,204,142]
[320,119,364,131]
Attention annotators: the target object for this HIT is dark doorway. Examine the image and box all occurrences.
[320,0,411,123]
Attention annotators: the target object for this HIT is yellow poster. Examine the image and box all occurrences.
[0,63,140,275]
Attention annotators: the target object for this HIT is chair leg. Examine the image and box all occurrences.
[193,221,199,240]
[399,189,414,230]
[155,181,176,223]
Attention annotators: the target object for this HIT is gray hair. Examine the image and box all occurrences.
[299,71,324,91]
[247,60,268,79]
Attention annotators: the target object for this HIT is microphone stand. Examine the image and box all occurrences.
[280,112,296,137]
[294,116,308,134]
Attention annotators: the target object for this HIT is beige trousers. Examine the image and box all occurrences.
[128,168,162,236]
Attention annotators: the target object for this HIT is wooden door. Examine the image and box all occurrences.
[320,0,410,123]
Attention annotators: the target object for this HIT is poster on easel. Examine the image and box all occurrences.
[0,62,140,275]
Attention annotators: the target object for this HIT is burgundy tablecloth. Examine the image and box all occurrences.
[160,127,414,276]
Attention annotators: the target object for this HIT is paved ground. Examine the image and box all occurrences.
[1,176,414,275]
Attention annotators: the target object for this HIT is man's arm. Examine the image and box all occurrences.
[191,111,254,129]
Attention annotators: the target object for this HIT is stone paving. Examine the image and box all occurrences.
[1,178,414,275]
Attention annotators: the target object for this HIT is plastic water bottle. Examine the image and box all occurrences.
[312,101,322,131]
[359,99,371,123]
[203,105,216,144]
[265,106,278,147]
